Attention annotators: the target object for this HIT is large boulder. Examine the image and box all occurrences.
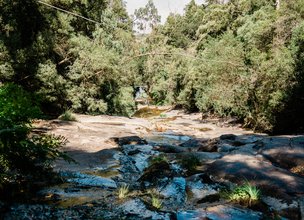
[261,136,304,170]
[206,154,304,198]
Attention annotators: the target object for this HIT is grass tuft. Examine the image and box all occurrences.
[150,155,168,165]
[151,195,162,209]
[224,182,261,206]
[118,184,129,200]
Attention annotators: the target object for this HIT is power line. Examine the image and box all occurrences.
[37,0,101,25]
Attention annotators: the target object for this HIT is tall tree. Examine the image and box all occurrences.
[133,0,161,33]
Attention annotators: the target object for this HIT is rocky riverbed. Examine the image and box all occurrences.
[2,107,304,219]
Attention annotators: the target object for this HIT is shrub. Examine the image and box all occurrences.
[59,110,77,121]
[0,84,70,188]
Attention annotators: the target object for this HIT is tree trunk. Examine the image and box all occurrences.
[276,0,280,10]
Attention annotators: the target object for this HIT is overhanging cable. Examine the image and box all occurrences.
[38,0,101,25]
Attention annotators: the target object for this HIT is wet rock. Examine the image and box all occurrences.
[159,177,186,205]
[176,205,263,220]
[61,172,117,189]
[206,154,304,197]
[110,136,147,146]
[119,199,170,220]
[139,161,176,185]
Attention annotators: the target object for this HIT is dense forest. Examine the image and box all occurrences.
[0,0,304,198]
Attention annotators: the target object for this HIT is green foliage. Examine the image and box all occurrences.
[133,0,161,32]
[135,0,303,132]
[223,183,261,206]
[179,154,201,172]
[59,110,76,121]
[117,184,129,200]
[151,195,162,209]
[1,0,304,135]
[0,84,69,187]
[150,154,168,165]
[0,84,41,126]
[147,189,162,209]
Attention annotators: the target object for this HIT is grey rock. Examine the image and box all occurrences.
[262,196,298,211]
[176,205,263,220]
[217,144,236,153]
[261,136,304,169]
[133,153,150,172]
[159,177,186,205]
[119,199,170,220]
[178,152,222,163]
[187,177,219,201]
[121,144,154,155]
[62,172,117,188]
[206,154,304,197]
[180,138,208,148]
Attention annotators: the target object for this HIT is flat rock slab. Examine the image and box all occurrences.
[206,154,304,197]
[176,205,262,220]
[261,136,304,169]
[61,172,117,189]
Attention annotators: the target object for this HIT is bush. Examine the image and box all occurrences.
[0,84,70,188]
[59,110,77,121]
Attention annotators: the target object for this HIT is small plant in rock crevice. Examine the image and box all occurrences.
[117,184,129,200]
[151,195,162,209]
[147,189,162,209]
[179,154,201,172]
[150,155,168,165]
[223,183,261,207]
